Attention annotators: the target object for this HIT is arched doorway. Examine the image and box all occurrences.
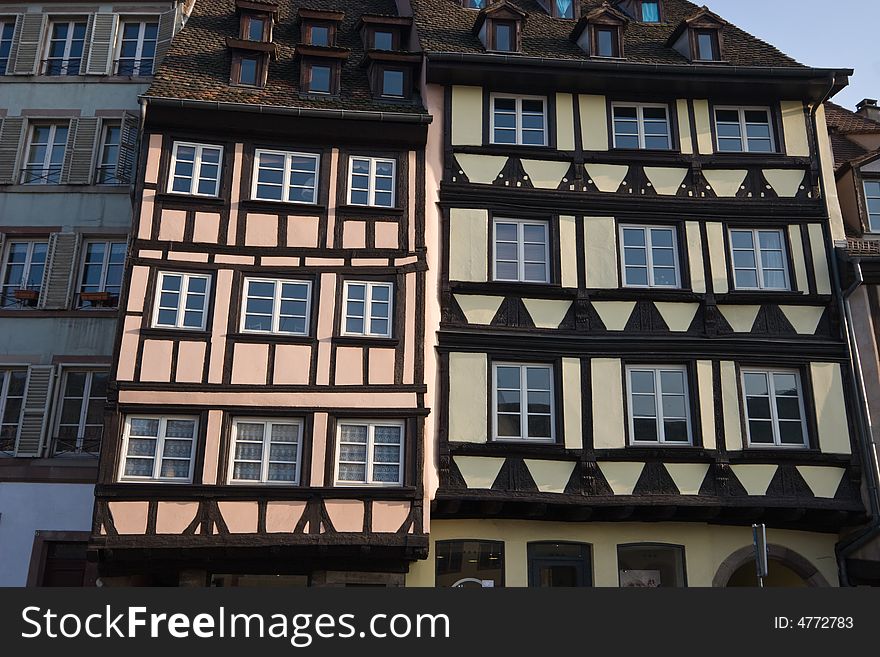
[713,544,831,587]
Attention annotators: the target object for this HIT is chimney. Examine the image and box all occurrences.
[856,98,880,123]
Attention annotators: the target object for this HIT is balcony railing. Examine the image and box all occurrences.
[20,166,62,185]
[1,285,41,309]
[41,58,82,76]
[51,435,102,457]
[113,58,154,77]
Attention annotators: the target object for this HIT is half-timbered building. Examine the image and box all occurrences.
[0,0,188,586]
[90,0,433,586]
[404,0,865,587]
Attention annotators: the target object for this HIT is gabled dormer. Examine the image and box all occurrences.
[226,0,279,87]
[294,8,349,96]
[473,1,527,54]
[536,0,579,20]
[666,7,728,63]
[358,15,420,102]
[571,3,629,59]
[615,0,662,23]
[358,14,412,51]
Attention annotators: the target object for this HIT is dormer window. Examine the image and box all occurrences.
[298,8,344,47]
[234,0,277,42]
[667,7,726,63]
[373,30,394,50]
[538,0,577,19]
[306,23,331,46]
[474,2,527,54]
[694,29,719,61]
[306,63,332,94]
[462,0,486,8]
[639,1,660,22]
[595,27,618,57]
[242,15,268,41]
[572,5,628,58]
[228,0,277,88]
[233,54,261,86]
[381,69,405,97]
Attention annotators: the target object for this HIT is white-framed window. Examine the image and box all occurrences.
[334,420,405,486]
[1,240,48,308]
[714,107,774,153]
[119,415,198,482]
[168,142,223,197]
[626,366,692,445]
[342,281,393,338]
[241,278,311,335]
[864,180,880,232]
[347,156,396,207]
[95,121,122,184]
[493,362,554,442]
[115,19,159,76]
[493,218,550,283]
[54,369,108,455]
[252,149,320,204]
[612,104,671,150]
[490,94,547,146]
[22,122,69,184]
[76,240,126,308]
[228,418,303,485]
[44,19,88,75]
[0,369,27,452]
[620,225,680,288]
[729,228,789,290]
[742,369,808,448]
[153,272,211,330]
[0,19,16,74]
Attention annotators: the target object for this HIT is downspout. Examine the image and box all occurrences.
[809,75,880,584]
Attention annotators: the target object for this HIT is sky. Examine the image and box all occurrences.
[706,0,880,110]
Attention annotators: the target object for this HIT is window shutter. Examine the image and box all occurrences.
[61,117,99,184]
[115,111,140,184]
[10,13,46,75]
[0,117,25,184]
[38,233,81,309]
[154,8,178,69]
[14,365,55,457]
[2,15,21,74]
[85,13,117,75]
[78,14,96,74]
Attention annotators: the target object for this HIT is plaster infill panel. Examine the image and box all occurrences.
[126,266,150,313]
[644,167,688,195]
[524,459,576,494]
[158,209,186,242]
[193,212,221,243]
[796,466,846,499]
[591,358,625,449]
[592,301,636,331]
[449,208,488,282]
[454,456,505,489]
[448,352,488,443]
[335,346,364,385]
[763,169,806,198]
[811,362,852,455]
[703,170,747,198]
[731,464,778,496]
[454,294,503,325]
[175,341,206,383]
[521,159,570,189]
[266,501,308,533]
[451,85,483,146]
[579,94,608,151]
[342,221,366,248]
[155,502,199,534]
[245,213,279,247]
[654,302,699,332]
[140,340,173,382]
[561,357,583,449]
[597,462,645,496]
[584,217,618,289]
[375,221,399,249]
[288,216,320,248]
[273,344,311,385]
[368,348,395,385]
[720,361,744,451]
[665,463,710,496]
[685,222,706,293]
[555,93,575,151]
[219,501,259,534]
[231,342,269,385]
[718,305,761,333]
[109,501,149,535]
[325,500,364,533]
[585,163,628,193]
[371,501,411,533]
[522,298,571,329]
[455,154,508,185]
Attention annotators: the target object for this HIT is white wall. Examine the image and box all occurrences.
[0,482,94,587]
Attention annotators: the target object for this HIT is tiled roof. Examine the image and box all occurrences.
[146,0,427,114]
[830,133,868,171]
[825,102,880,135]
[410,0,805,67]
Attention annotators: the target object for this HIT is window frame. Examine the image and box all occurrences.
[491,361,556,443]
[713,106,776,154]
[346,156,397,208]
[227,417,304,486]
[1,239,49,307]
[611,103,672,150]
[741,367,810,449]
[638,0,661,22]
[492,217,551,284]
[251,149,320,204]
[0,368,27,452]
[625,365,693,446]
[342,280,394,338]
[231,52,264,87]
[43,19,88,75]
[333,419,406,487]
[240,277,313,336]
[728,227,790,291]
[22,122,69,185]
[618,224,681,289]
[167,141,224,197]
[304,61,333,95]
[118,415,199,483]
[95,120,123,184]
[53,368,108,454]
[0,18,16,75]
[693,28,719,61]
[152,271,212,331]
[488,19,517,52]
[114,18,159,76]
[75,239,126,308]
[379,66,407,99]
[863,178,880,232]
[592,25,620,58]
[489,93,548,147]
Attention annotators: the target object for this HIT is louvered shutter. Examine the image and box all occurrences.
[38,233,80,309]
[0,117,25,184]
[153,8,177,69]
[10,13,46,75]
[115,111,140,184]
[61,117,99,184]
[77,14,95,75]
[2,15,21,74]
[14,365,55,457]
[85,13,116,75]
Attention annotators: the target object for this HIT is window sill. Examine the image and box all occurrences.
[332,336,400,347]
[337,204,404,216]
[451,281,575,299]
[139,327,211,339]
[156,192,226,205]
[240,199,325,212]
[229,332,315,345]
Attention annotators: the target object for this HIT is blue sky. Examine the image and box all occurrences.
[706,0,880,109]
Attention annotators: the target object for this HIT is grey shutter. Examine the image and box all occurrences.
[10,13,46,75]
[0,117,25,184]
[85,13,116,75]
[38,233,80,309]
[115,111,140,184]
[78,14,96,75]
[61,117,99,184]
[14,365,54,457]
[2,15,21,74]
[153,8,177,69]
